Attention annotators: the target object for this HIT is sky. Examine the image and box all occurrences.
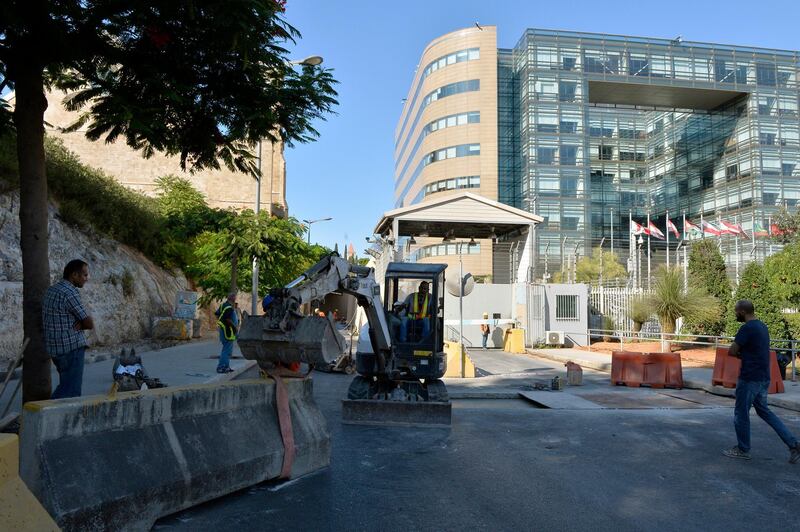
[280,0,800,254]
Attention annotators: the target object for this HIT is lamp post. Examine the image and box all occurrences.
[303,217,333,244]
[251,55,324,315]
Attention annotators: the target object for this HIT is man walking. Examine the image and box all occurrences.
[723,300,800,462]
[43,259,94,399]
[215,292,238,373]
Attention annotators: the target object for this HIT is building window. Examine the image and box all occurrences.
[421,48,480,80]
[412,242,481,261]
[423,79,480,108]
[422,176,480,198]
[555,295,579,320]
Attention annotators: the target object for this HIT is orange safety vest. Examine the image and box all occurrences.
[412,293,429,319]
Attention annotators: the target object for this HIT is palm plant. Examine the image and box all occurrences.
[649,266,720,351]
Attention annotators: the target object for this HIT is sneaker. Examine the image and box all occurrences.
[216,366,234,374]
[722,446,751,460]
[790,444,800,464]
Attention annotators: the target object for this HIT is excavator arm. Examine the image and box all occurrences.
[238,254,392,370]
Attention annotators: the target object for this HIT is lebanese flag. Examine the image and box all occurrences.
[753,222,769,237]
[648,221,666,240]
[684,219,702,237]
[666,219,680,239]
[630,220,649,235]
[719,220,743,235]
[771,223,784,236]
[702,220,722,236]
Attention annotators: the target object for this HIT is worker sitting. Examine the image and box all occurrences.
[399,281,432,342]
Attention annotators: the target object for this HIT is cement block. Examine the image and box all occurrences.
[20,378,330,532]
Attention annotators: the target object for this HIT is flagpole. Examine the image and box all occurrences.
[682,210,688,289]
[751,210,757,260]
[701,212,705,240]
[666,210,670,269]
[768,215,773,257]
[610,207,614,258]
[734,214,740,285]
[629,210,634,288]
[647,211,651,290]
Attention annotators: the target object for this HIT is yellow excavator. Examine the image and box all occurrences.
[238,253,451,426]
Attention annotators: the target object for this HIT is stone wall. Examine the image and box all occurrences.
[0,190,192,362]
[14,90,288,215]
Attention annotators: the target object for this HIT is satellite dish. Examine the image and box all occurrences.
[446,272,475,297]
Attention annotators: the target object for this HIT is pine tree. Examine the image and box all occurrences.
[727,262,789,340]
[684,239,731,336]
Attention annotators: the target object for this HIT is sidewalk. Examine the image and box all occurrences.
[528,347,800,412]
[0,339,255,420]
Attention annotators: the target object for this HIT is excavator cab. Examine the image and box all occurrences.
[381,263,447,380]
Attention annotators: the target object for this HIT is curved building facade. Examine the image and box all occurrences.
[394,26,499,278]
[396,26,800,283]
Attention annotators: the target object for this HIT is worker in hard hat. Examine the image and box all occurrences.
[480,312,491,350]
[399,281,432,342]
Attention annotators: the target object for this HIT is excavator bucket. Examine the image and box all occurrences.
[238,314,344,370]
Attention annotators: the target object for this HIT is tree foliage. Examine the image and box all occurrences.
[726,261,790,340]
[684,239,731,337]
[575,247,627,283]
[764,242,800,309]
[771,206,800,244]
[1,1,338,401]
[627,296,653,334]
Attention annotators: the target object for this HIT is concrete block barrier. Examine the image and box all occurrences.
[20,378,330,531]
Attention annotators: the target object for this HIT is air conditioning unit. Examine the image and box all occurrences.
[546,330,565,346]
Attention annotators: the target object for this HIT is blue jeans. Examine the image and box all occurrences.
[734,379,798,452]
[218,328,234,370]
[482,335,489,348]
[51,347,86,399]
[399,318,430,342]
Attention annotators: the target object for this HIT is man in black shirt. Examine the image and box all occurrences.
[723,300,800,462]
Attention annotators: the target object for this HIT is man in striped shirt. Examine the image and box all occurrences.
[42,260,94,398]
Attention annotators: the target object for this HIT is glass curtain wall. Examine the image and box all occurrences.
[502,29,800,279]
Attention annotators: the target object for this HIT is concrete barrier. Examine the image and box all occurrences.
[444,341,476,378]
[0,434,60,531]
[20,378,330,532]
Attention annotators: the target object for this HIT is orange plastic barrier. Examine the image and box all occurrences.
[642,352,684,389]
[712,347,784,394]
[611,351,644,387]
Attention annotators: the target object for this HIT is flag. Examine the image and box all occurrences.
[667,219,680,239]
[702,220,721,236]
[684,219,702,237]
[771,223,783,236]
[630,220,649,235]
[648,221,665,240]
[718,220,743,235]
[753,222,769,237]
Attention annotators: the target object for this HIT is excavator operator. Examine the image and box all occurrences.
[399,281,432,342]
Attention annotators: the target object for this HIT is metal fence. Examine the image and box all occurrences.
[589,285,658,334]
[527,284,547,345]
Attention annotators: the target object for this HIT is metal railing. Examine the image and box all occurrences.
[583,328,798,382]
[445,325,473,347]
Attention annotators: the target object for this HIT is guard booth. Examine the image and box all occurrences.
[373,192,543,348]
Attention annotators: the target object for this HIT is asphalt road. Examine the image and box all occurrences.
[155,369,800,532]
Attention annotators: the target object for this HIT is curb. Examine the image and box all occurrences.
[208,360,258,383]
[527,349,800,413]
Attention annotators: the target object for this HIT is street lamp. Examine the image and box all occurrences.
[251,55,324,315]
[303,217,333,244]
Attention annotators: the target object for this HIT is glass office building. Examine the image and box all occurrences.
[396,27,800,281]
